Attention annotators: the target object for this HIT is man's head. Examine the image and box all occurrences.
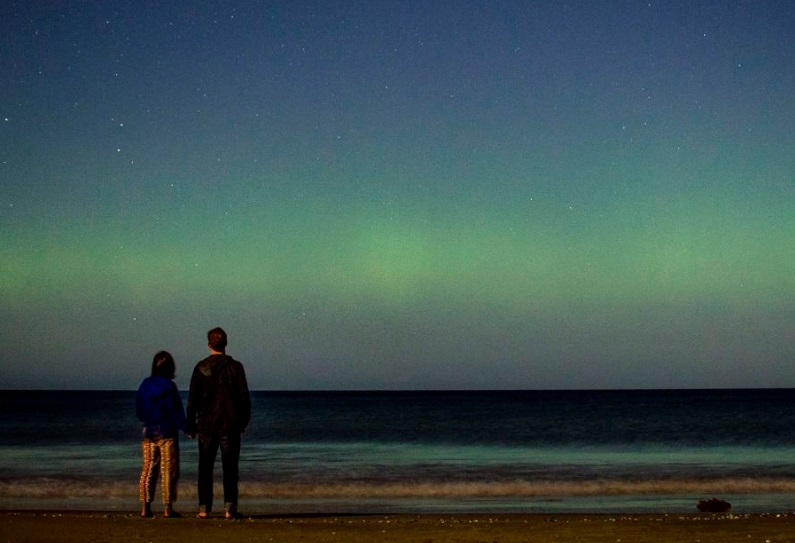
[208,327,228,352]
[151,351,176,379]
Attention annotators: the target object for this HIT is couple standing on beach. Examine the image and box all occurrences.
[135,327,251,519]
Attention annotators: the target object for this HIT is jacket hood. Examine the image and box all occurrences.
[198,354,229,377]
[139,376,175,396]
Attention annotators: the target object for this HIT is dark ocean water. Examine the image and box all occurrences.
[2,389,795,513]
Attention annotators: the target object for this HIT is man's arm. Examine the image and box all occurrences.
[237,364,251,432]
[185,367,200,437]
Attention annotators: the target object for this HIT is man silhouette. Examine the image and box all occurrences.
[186,327,251,519]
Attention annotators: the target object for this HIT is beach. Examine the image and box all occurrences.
[3,511,795,543]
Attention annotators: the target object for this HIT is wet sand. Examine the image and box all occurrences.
[2,511,795,543]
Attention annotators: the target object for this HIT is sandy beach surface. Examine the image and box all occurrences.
[3,511,795,542]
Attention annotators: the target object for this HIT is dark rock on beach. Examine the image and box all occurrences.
[697,498,731,513]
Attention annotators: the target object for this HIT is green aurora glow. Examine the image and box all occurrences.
[1,1,793,389]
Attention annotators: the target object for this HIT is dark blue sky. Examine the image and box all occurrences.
[2,1,793,390]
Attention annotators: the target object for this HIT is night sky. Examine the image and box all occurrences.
[2,1,793,390]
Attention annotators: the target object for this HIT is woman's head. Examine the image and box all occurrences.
[151,350,176,379]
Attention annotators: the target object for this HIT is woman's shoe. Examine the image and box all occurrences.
[163,505,181,518]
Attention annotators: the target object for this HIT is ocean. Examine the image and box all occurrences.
[2,389,795,514]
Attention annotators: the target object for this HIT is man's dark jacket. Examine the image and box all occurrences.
[186,354,251,436]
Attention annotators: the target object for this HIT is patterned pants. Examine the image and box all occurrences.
[138,437,179,504]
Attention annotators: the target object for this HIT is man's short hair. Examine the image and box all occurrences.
[208,327,228,351]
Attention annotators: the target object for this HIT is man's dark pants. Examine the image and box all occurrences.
[197,433,241,512]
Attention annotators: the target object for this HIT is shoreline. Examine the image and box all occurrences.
[3,510,795,542]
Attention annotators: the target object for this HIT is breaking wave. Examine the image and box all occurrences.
[4,477,795,500]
